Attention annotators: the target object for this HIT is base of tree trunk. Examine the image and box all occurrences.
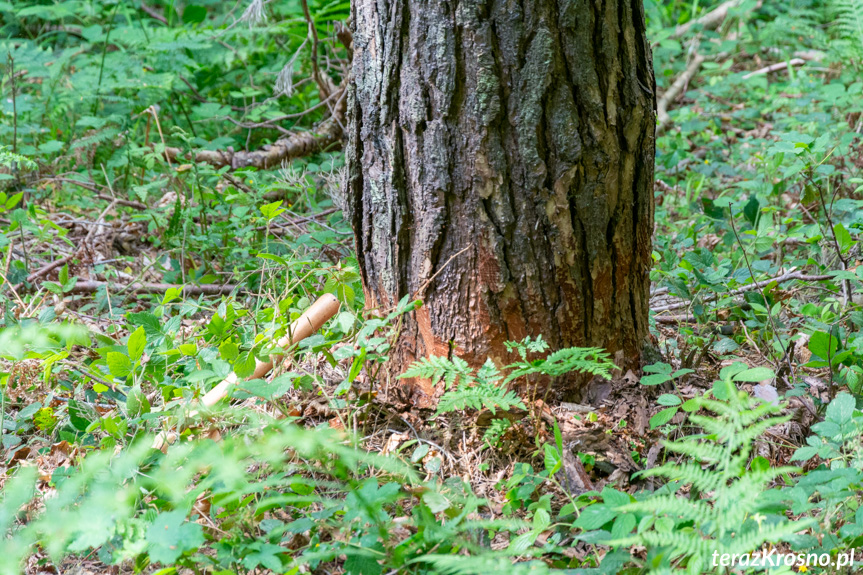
[347,0,656,403]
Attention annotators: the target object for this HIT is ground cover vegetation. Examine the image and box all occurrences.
[2,0,863,573]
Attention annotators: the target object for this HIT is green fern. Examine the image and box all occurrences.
[435,376,526,416]
[505,340,616,383]
[834,0,863,56]
[612,379,811,574]
[401,337,616,416]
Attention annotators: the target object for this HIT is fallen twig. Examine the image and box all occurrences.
[657,53,706,133]
[742,58,806,80]
[654,314,698,324]
[162,117,342,170]
[68,281,242,296]
[651,271,834,313]
[671,0,761,39]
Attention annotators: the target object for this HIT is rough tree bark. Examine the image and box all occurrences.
[346,0,655,403]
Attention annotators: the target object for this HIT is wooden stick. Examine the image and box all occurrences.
[651,270,834,313]
[152,294,340,450]
[657,53,706,133]
[201,293,340,406]
[742,58,805,80]
[670,0,762,39]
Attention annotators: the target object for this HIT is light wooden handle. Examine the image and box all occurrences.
[154,294,341,451]
[201,293,340,407]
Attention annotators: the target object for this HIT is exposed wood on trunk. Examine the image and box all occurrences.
[346,0,656,402]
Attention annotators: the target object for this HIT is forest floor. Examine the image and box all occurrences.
[3,1,863,574]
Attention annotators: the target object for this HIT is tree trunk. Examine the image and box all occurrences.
[346,0,655,403]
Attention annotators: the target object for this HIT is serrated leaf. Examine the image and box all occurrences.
[650,406,678,429]
[179,343,197,356]
[219,341,239,362]
[657,394,681,406]
[826,393,855,425]
[107,352,131,378]
[127,326,146,361]
[791,446,818,462]
[335,311,355,333]
[146,510,204,564]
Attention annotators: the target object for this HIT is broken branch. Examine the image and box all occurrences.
[68,281,242,296]
[651,270,834,313]
[671,0,762,39]
[657,53,706,133]
[742,58,806,80]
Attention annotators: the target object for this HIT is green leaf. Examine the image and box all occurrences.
[827,393,855,425]
[412,443,429,462]
[179,343,197,356]
[640,373,672,386]
[42,281,64,295]
[127,326,146,361]
[347,347,366,383]
[791,446,818,462]
[162,287,183,305]
[257,253,288,266]
[259,201,286,221]
[422,490,451,513]
[543,443,562,475]
[107,352,131,378]
[834,222,854,254]
[182,5,207,24]
[147,510,204,564]
[573,503,618,530]
[733,367,774,382]
[657,394,681,406]
[241,543,284,571]
[234,351,257,379]
[649,407,678,429]
[611,513,636,540]
[219,341,239,362]
[809,331,838,361]
[335,311,355,333]
[643,362,673,374]
[601,487,631,508]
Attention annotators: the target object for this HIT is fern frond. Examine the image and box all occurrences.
[618,391,802,573]
[400,355,474,389]
[834,0,863,54]
[636,461,722,493]
[504,346,616,384]
[436,385,525,416]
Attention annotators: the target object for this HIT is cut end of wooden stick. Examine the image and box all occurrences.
[163,294,341,439]
[153,294,341,450]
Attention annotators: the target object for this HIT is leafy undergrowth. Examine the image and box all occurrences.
[3,0,863,574]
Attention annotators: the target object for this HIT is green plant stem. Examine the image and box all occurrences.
[92,3,119,116]
[728,208,794,384]
[6,52,17,153]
